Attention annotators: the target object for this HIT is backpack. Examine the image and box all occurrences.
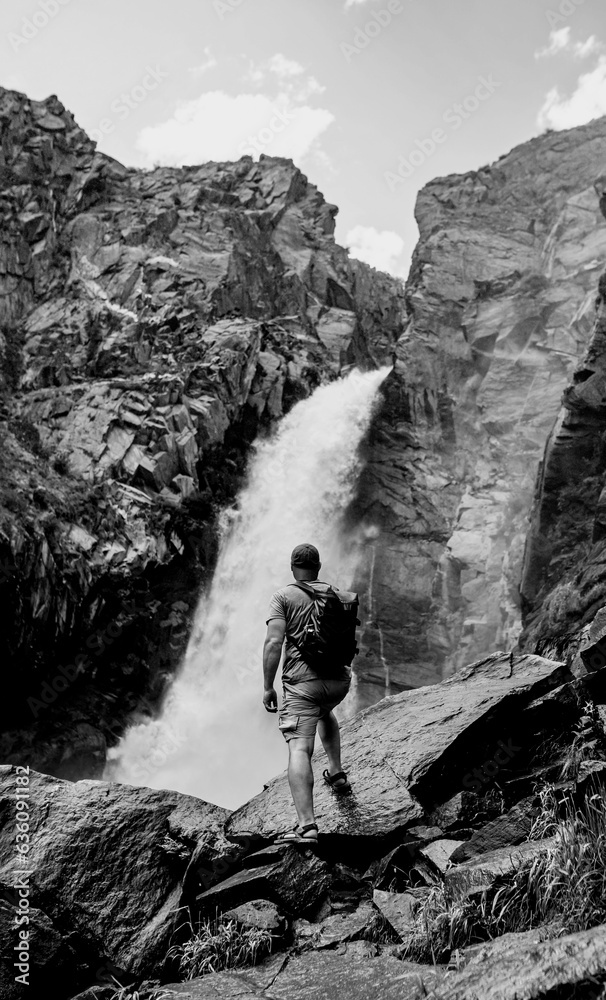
[289,581,360,676]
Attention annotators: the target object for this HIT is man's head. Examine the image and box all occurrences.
[290,543,321,581]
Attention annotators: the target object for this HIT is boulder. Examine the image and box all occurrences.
[418,838,467,874]
[0,895,79,1000]
[372,889,423,945]
[196,845,331,918]
[428,790,483,832]
[292,901,375,950]
[225,653,571,842]
[432,924,606,999]
[222,900,285,935]
[362,828,444,890]
[445,837,557,898]
[449,797,537,863]
[0,766,231,989]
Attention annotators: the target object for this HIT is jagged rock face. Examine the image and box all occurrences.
[348,117,606,703]
[0,87,404,764]
[519,269,606,659]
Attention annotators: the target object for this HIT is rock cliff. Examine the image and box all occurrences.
[519,267,606,661]
[348,117,606,705]
[0,87,404,771]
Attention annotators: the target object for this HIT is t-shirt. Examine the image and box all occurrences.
[266,580,351,684]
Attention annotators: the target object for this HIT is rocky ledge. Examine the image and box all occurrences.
[3,643,606,999]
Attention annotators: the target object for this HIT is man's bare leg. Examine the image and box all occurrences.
[318,711,344,776]
[287,736,316,831]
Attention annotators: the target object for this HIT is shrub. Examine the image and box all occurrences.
[166,913,275,979]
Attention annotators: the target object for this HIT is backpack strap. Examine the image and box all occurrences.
[288,581,332,596]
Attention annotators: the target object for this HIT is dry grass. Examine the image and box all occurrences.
[400,776,606,964]
[166,913,276,979]
[109,987,176,1000]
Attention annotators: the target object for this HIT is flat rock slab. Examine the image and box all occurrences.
[226,653,570,841]
[445,837,557,897]
[165,943,445,999]
[432,923,606,999]
[159,972,265,998]
[0,766,230,979]
[268,945,444,1000]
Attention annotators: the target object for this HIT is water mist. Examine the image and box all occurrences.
[106,366,389,808]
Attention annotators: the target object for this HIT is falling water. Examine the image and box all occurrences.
[106,366,389,809]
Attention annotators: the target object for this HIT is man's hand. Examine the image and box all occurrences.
[263,687,278,712]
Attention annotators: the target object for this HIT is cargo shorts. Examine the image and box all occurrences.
[278,676,351,742]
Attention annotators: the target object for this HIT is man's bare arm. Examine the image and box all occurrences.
[262,618,285,712]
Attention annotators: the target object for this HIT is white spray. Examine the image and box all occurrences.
[106,367,389,809]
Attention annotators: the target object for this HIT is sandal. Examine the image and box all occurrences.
[323,769,352,795]
[274,822,319,845]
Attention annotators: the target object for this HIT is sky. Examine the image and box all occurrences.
[1,0,605,280]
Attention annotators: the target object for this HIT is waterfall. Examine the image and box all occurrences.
[106,366,389,809]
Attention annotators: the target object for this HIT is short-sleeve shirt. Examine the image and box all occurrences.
[266,580,351,685]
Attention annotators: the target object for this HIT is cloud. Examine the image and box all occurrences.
[345,225,406,276]
[136,90,334,166]
[535,27,571,58]
[267,54,304,78]
[574,35,602,59]
[246,53,325,100]
[189,47,217,79]
[535,27,602,59]
[138,53,334,167]
[537,53,606,130]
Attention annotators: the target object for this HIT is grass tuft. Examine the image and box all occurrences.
[109,987,176,1000]
[399,777,606,964]
[166,913,276,979]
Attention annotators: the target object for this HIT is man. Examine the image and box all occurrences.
[263,543,352,845]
